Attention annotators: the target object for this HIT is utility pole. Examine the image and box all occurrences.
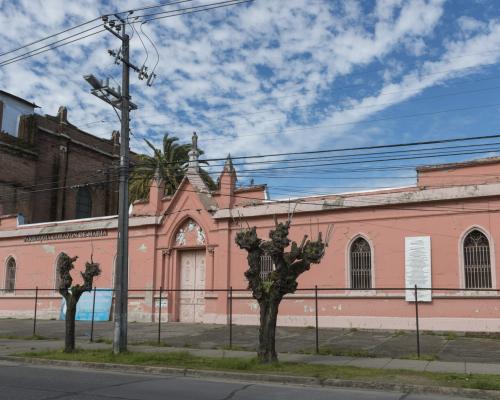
[84,12,156,354]
[114,18,130,355]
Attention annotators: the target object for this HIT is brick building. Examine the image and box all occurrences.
[0,90,120,223]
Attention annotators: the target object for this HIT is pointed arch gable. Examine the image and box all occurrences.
[345,234,375,290]
[459,226,496,289]
[163,177,215,217]
[158,176,215,241]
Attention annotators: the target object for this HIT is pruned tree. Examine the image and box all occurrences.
[235,218,332,363]
[57,253,101,353]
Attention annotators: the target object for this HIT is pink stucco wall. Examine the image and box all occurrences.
[1,157,500,332]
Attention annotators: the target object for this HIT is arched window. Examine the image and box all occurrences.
[350,237,372,289]
[5,257,16,293]
[463,230,492,289]
[76,187,92,219]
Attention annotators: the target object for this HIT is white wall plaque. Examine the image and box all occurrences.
[405,236,432,302]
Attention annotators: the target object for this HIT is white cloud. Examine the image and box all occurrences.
[1,0,500,194]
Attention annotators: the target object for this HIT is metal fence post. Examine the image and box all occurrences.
[414,284,420,359]
[90,287,96,342]
[315,285,319,354]
[32,286,38,337]
[228,286,233,349]
[157,287,163,345]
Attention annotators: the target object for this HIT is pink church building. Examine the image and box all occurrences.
[1,135,500,332]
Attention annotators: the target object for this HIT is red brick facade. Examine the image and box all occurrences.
[0,107,120,223]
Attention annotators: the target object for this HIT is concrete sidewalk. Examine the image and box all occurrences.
[2,319,500,363]
[1,337,500,376]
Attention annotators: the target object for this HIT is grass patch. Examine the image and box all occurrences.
[465,332,500,340]
[393,330,406,337]
[445,332,458,341]
[131,340,172,347]
[314,346,377,358]
[220,344,249,351]
[0,334,54,341]
[297,347,376,358]
[401,353,439,361]
[92,338,113,345]
[18,349,500,392]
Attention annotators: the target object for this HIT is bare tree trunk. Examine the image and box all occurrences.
[236,223,329,364]
[56,253,101,353]
[64,296,77,353]
[258,298,280,363]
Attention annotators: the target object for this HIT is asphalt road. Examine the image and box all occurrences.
[0,360,474,400]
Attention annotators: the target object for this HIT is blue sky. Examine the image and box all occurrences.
[2,0,500,198]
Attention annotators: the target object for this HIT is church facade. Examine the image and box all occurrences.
[0,90,120,223]
[1,134,500,332]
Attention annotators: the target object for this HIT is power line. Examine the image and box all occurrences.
[199,140,500,169]
[0,24,105,66]
[0,28,107,68]
[183,59,500,112]
[116,0,196,16]
[201,101,500,142]
[0,17,102,58]
[226,147,500,173]
[132,131,500,164]
[3,152,500,211]
[146,46,500,101]
[0,0,253,68]
[77,75,500,129]
[6,130,500,199]
[0,0,197,59]
[3,173,500,216]
[200,84,500,131]
[134,0,253,22]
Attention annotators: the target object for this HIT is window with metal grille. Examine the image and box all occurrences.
[260,254,275,281]
[464,230,492,289]
[350,237,372,289]
[5,257,16,293]
[76,187,92,219]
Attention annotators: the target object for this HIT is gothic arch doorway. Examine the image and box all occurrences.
[171,218,207,323]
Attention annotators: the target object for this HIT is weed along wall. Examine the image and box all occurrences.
[2,150,500,332]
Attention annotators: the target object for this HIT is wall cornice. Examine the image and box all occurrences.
[0,215,160,239]
[213,182,500,219]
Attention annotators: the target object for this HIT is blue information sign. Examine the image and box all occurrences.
[60,289,113,321]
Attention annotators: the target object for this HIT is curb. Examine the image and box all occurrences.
[3,356,500,400]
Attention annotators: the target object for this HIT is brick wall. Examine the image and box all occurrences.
[0,134,37,219]
[0,110,120,223]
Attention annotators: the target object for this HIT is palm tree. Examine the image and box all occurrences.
[129,134,216,203]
